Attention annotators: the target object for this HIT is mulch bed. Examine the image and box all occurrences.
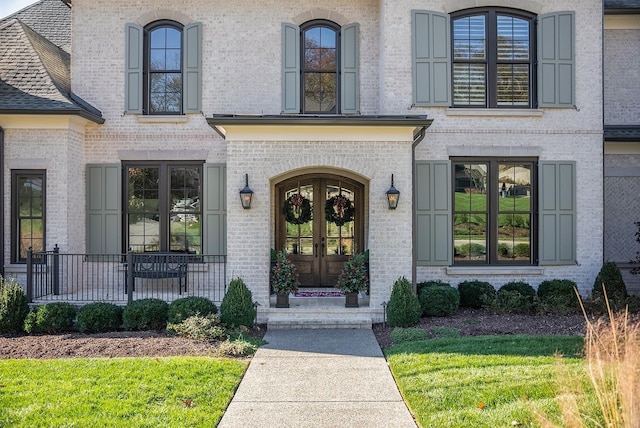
[0,310,590,359]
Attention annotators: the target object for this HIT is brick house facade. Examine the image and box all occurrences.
[0,0,634,322]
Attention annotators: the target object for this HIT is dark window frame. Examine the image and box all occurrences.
[451,157,538,265]
[451,7,536,108]
[123,161,203,254]
[11,170,46,263]
[143,20,184,115]
[300,19,341,114]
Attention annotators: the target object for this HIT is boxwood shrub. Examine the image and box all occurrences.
[458,280,496,309]
[122,298,169,331]
[168,296,217,324]
[537,279,580,314]
[495,281,536,313]
[386,277,421,327]
[592,261,628,311]
[76,302,123,333]
[24,302,77,334]
[0,278,29,334]
[418,281,459,317]
[220,277,256,328]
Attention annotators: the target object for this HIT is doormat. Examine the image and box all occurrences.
[294,291,345,297]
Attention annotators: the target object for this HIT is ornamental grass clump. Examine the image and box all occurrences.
[335,251,369,293]
[270,249,300,295]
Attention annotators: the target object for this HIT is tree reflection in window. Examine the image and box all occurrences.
[302,21,338,113]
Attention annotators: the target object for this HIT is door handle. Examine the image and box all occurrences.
[314,243,319,258]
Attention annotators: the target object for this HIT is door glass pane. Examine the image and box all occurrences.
[284,184,314,255]
[325,185,355,256]
[497,163,532,262]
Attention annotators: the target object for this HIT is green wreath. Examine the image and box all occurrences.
[325,194,355,226]
[282,193,312,225]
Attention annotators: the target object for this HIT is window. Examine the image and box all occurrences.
[12,170,45,262]
[301,21,339,113]
[145,21,183,114]
[125,163,202,254]
[125,21,201,115]
[281,21,359,114]
[452,159,536,264]
[452,9,534,108]
[412,10,574,108]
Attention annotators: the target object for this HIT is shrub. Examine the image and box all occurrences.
[270,250,300,295]
[494,281,535,314]
[537,279,580,314]
[458,280,496,309]
[0,277,29,334]
[167,314,226,341]
[626,295,640,314]
[418,283,459,317]
[513,243,530,258]
[220,277,256,328]
[122,298,169,331]
[335,251,369,293]
[416,280,449,295]
[76,302,123,333]
[386,277,422,328]
[168,296,217,324]
[592,262,628,311]
[390,327,428,344]
[24,302,76,334]
[456,243,486,258]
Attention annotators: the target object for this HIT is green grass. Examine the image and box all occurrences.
[0,357,247,427]
[455,192,531,212]
[386,335,592,428]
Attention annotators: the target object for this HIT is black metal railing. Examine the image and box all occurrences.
[26,245,227,304]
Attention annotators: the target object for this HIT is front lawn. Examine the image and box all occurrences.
[0,357,247,427]
[386,335,595,428]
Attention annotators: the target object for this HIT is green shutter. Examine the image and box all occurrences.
[183,22,202,114]
[341,23,359,114]
[538,12,575,108]
[415,161,452,265]
[412,10,451,107]
[539,161,576,265]
[281,23,300,114]
[203,164,226,255]
[125,23,143,114]
[86,164,121,254]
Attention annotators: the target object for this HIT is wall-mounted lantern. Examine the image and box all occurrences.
[386,174,400,210]
[239,174,253,209]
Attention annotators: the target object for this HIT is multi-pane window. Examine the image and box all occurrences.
[452,9,534,108]
[452,159,536,264]
[125,163,202,253]
[302,20,339,113]
[145,21,182,114]
[12,171,45,262]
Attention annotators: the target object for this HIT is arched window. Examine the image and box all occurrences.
[301,20,339,114]
[144,20,183,114]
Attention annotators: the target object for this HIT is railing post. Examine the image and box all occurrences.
[127,251,134,304]
[53,244,60,295]
[26,247,33,303]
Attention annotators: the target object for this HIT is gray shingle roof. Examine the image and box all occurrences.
[605,0,640,11]
[0,0,71,54]
[0,18,103,123]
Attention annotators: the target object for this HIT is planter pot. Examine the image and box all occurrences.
[276,293,290,308]
[345,291,359,308]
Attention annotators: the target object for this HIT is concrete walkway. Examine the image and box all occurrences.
[218,329,417,428]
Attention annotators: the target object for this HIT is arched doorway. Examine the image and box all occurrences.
[275,174,365,288]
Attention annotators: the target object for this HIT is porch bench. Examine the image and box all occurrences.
[127,252,189,294]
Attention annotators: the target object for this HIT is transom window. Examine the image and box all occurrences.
[125,163,202,253]
[452,9,535,108]
[301,20,339,113]
[144,21,183,114]
[12,170,45,262]
[452,159,536,264]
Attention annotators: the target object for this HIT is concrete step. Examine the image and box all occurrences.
[267,316,372,329]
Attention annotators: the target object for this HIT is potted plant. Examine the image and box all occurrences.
[270,249,300,308]
[335,251,369,307]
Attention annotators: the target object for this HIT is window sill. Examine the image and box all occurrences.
[137,115,190,124]
[445,108,543,118]
[445,266,544,276]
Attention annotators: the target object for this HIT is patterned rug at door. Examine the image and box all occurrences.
[294,291,345,297]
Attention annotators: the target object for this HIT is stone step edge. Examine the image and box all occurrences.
[267,317,372,329]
